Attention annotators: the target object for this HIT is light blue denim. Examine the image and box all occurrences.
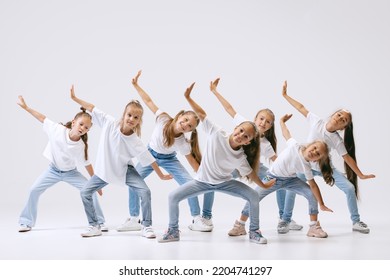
[81,165,153,227]
[130,147,214,219]
[282,168,361,223]
[168,179,260,231]
[19,164,105,227]
[241,174,319,223]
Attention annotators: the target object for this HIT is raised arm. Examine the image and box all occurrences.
[282,81,309,117]
[17,96,46,123]
[210,78,237,118]
[184,82,206,121]
[70,85,95,112]
[279,114,293,141]
[131,70,159,114]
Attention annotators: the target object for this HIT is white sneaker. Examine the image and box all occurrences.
[18,224,31,232]
[188,215,213,232]
[116,217,142,232]
[142,226,156,239]
[99,224,109,232]
[202,217,214,228]
[288,220,303,231]
[81,226,102,238]
[353,221,370,234]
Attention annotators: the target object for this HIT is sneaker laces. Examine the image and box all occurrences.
[356,221,368,228]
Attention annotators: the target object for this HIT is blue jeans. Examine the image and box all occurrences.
[81,165,152,227]
[130,147,214,218]
[19,164,105,227]
[241,174,319,223]
[168,179,260,231]
[282,168,361,223]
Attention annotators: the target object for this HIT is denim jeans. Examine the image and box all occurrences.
[241,174,319,223]
[282,168,361,223]
[19,164,105,227]
[81,165,152,227]
[168,179,260,232]
[130,147,214,219]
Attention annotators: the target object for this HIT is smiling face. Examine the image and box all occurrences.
[254,109,274,135]
[231,122,256,147]
[302,141,328,162]
[121,104,143,132]
[174,112,199,134]
[70,115,92,138]
[327,110,351,132]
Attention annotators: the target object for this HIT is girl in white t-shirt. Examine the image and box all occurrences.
[158,83,276,244]
[208,78,303,236]
[232,113,335,239]
[281,81,375,234]
[17,95,106,233]
[116,70,214,233]
[70,86,171,238]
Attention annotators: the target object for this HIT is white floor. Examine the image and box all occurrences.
[1,212,389,260]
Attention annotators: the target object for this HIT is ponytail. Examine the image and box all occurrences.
[62,107,92,161]
[344,120,359,198]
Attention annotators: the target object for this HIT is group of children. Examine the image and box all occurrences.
[17,72,375,244]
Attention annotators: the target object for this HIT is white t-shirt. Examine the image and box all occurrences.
[195,117,253,184]
[148,110,191,155]
[233,113,276,160]
[306,112,347,171]
[42,118,90,171]
[91,107,155,185]
[269,138,314,181]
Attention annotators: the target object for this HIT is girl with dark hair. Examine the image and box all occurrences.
[230,113,334,239]
[17,94,106,233]
[117,70,214,233]
[208,78,304,236]
[281,81,375,234]
[158,82,276,244]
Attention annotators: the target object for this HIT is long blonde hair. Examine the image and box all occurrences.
[120,100,144,137]
[160,110,202,164]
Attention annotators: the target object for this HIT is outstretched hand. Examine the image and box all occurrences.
[360,174,376,179]
[70,84,76,100]
[132,70,142,86]
[282,80,287,97]
[280,113,293,123]
[210,78,220,93]
[184,82,195,99]
[17,95,27,110]
[320,204,333,212]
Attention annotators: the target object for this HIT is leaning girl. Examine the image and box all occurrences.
[70,85,171,238]
[117,71,214,233]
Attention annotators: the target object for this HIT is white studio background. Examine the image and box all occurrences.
[0,0,389,259]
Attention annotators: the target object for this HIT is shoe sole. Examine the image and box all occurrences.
[188,225,213,232]
[249,238,267,244]
[277,229,289,234]
[18,228,31,233]
[289,227,303,231]
[353,229,370,234]
[116,227,142,232]
[81,233,102,238]
[228,231,247,236]
[306,233,328,238]
[158,238,180,243]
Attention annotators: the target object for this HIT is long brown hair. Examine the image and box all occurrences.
[301,141,334,186]
[238,121,261,181]
[62,107,92,160]
[160,110,202,164]
[255,108,277,153]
